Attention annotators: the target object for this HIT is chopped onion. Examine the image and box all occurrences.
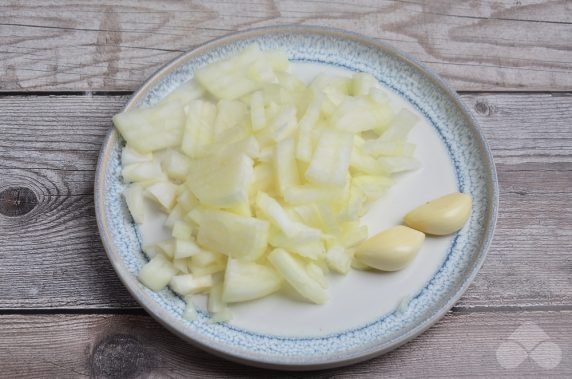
[114,45,420,318]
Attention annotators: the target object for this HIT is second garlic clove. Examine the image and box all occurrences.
[355,225,425,271]
[404,192,472,236]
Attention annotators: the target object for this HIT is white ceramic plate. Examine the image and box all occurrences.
[95,26,498,370]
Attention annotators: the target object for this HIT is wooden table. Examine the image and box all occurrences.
[1,1,571,377]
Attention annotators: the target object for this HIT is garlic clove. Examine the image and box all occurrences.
[355,225,425,271]
[404,192,472,236]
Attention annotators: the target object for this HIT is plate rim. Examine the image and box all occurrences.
[94,24,499,370]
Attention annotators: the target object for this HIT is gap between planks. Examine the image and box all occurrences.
[2,303,572,315]
[0,90,570,98]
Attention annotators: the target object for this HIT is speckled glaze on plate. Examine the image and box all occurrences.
[94,26,498,370]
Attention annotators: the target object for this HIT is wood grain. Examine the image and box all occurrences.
[1,0,571,92]
[0,311,570,377]
[0,94,570,310]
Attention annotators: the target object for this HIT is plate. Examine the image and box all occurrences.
[95,26,498,370]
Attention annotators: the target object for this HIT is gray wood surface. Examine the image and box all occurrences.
[1,1,571,377]
[0,311,570,378]
[1,0,571,92]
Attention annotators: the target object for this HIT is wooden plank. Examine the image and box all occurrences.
[0,95,136,307]
[0,0,571,92]
[463,94,572,164]
[0,94,571,309]
[0,311,570,377]
[1,94,571,170]
[2,162,569,310]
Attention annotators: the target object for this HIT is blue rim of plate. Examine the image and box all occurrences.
[94,25,499,370]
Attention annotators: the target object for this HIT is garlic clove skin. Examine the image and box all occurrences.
[355,225,425,271]
[404,193,472,236]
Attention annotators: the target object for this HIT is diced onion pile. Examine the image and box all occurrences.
[113,46,419,321]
